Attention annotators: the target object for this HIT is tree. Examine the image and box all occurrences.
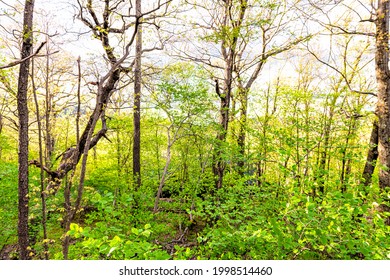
[175,0,308,190]
[375,0,390,191]
[17,0,35,260]
[362,120,379,186]
[30,0,171,192]
[307,33,373,193]
[151,63,212,211]
[133,0,142,189]
[306,0,389,195]
[23,0,171,258]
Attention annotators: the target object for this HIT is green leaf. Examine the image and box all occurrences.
[144,224,151,230]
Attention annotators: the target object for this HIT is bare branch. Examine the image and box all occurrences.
[307,48,377,97]
[0,41,47,70]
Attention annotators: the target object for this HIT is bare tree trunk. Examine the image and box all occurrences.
[17,0,35,260]
[133,0,142,189]
[362,120,379,186]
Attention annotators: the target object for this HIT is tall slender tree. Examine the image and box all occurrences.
[17,0,35,260]
[133,0,142,189]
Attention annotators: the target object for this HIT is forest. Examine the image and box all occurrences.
[0,0,389,260]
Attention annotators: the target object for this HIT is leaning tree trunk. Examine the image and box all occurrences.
[17,0,35,260]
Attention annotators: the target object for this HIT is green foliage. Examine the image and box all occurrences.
[191,179,390,260]
[66,223,170,260]
[0,162,18,246]
[153,62,213,125]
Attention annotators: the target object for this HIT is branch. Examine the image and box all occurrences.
[323,22,375,37]
[29,160,59,179]
[0,41,47,70]
[307,48,377,97]
[245,35,312,90]
[215,79,222,99]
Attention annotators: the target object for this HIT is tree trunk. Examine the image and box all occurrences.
[17,0,35,260]
[213,78,231,190]
[362,120,379,186]
[237,87,248,175]
[45,36,54,168]
[211,1,238,190]
[30,69,121,193]
[154,144,172,212]
[133,0,142,189]
[31,59,49,259]
[375,0,390,190]
[317,95,338,194]
[340,118,356,192]
[0,113,3,160]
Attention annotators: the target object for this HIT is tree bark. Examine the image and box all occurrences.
[17,0,35,260]
[212,1,236,190]
[237,86,248,175]
[213,77,232,190]
[375,0,390,190]
[45,36,54,168]
[133,0,142,189]
[362,120,379,186]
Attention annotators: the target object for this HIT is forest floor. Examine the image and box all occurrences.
[1,161,390,260]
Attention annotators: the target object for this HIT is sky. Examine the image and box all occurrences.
[0,0,105,59]
[0,0,378,102]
